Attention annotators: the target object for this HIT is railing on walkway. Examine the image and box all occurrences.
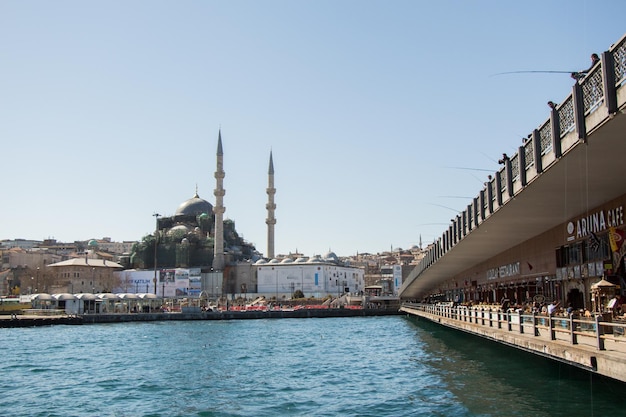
[22,309,67,316]
[402,302,626,352]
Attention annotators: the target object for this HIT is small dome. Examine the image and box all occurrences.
[323,251,339,262]
[268,259,281,264]
[167,224,190,236]
[294,257,308,263]
[175,192,213,216]
[281,258,294,264]
[307,255,323,263]
[88,239,98,247]
[255,259,268,265]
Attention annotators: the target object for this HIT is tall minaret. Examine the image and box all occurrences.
[212,130,226,271]
[265,151,276,259]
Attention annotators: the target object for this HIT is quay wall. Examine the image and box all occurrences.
[401,304,626,384]
[0,308,402,328]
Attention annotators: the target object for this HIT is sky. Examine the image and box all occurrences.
[1,1,625,257]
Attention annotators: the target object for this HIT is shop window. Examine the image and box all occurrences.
[568,243,582,265]
[585,233,610,261]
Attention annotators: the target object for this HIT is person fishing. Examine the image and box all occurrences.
[571,53,600,80]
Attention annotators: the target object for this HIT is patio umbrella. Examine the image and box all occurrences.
[591,279,616,289]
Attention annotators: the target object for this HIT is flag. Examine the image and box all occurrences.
[609,227,626,270]
[609,227,625,252]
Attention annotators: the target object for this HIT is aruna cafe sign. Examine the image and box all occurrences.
[566,205,624,242]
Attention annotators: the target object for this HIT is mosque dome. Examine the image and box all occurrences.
[88,239,98,248]
[175,192,213,216]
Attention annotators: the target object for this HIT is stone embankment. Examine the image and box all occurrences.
[1,308,402,328]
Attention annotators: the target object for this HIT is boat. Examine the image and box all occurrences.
[0,296,31,313]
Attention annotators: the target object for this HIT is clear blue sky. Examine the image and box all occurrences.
[1,1,624,257]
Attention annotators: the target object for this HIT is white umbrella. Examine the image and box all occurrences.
[591,279,616,288]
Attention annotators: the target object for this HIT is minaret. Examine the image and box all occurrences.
[212,130,226,271]
[265,151,276,259]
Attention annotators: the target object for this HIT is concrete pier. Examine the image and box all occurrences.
[401,303,626,383]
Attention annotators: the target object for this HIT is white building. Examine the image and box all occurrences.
[255,252,364,299]
[380,264,404,295]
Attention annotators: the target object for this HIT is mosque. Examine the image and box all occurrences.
[122,131,364,300]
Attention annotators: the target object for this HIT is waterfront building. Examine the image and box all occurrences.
[47,256,123,294]
[255,252,364,299]
[0,239,41,250]
[84,237,136,256]
[400,34,626,313]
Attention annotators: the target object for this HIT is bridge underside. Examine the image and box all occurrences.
[401,103,626,301]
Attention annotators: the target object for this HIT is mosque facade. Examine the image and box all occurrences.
[121,131,366,300]
[255,253,365,299]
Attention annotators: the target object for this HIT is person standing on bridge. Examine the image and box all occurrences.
[547,300,560,316]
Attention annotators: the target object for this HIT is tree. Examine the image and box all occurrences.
[293,289,304,299]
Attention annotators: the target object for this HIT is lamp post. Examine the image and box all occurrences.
[36,267,40,293]
[153,213,160,295]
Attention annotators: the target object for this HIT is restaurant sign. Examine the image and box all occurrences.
[487,262,520,280]
[566,205,624,242]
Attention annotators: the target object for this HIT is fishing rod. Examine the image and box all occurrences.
[445,166,494,172]
[489,70,576,77]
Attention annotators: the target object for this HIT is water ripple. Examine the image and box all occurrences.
[1,316,625,416]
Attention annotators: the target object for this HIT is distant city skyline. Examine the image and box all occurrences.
[2,1,624,256]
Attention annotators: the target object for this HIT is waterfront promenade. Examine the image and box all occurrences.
[401,303,626,383]
[0,306,402,328]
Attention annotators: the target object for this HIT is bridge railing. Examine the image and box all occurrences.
[402,302,626,352]
[401,32,626,297]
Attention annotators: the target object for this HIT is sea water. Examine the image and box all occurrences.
[1,316,624,417]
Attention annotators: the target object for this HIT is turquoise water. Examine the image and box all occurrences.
[1,316,624,416]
